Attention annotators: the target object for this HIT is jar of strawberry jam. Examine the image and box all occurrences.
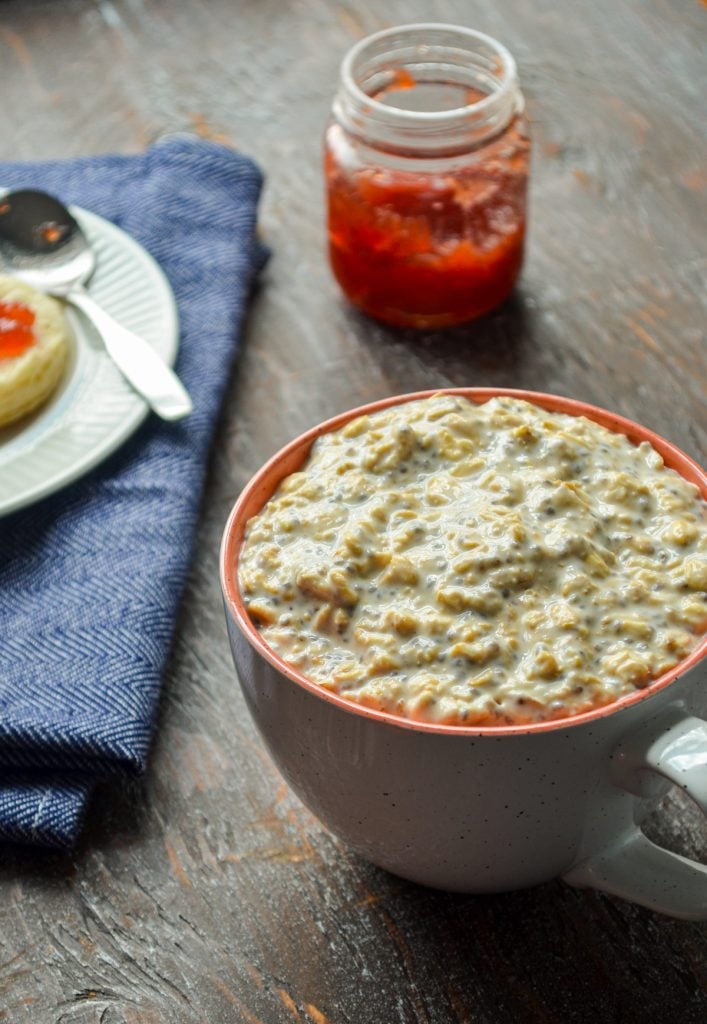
[325,24,530,329]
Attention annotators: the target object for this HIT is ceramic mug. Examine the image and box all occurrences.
[220,389,707,919]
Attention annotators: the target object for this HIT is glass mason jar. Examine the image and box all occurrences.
[324,24,530,329]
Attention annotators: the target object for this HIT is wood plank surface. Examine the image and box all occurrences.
[0,0,705,1021]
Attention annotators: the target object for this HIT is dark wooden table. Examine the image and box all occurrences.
[1,1,706,1021]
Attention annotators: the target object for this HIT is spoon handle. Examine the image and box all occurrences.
[67,287,193,421]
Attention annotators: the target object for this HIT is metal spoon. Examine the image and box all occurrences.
[0,189,192,421]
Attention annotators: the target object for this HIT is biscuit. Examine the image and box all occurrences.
[0,276,70,429]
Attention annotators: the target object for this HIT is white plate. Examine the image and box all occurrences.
[0,204,179,517]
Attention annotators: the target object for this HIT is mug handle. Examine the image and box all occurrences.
[562,708,707,919]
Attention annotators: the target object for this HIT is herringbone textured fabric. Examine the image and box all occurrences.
[0,137,266,847]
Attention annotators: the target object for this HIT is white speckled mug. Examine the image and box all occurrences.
[220,389,707,919]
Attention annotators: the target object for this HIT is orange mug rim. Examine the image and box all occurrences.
[220,387,707,737]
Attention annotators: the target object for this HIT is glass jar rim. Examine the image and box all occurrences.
[340,22,519,124]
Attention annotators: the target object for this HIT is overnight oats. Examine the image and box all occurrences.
[238,395,707,726]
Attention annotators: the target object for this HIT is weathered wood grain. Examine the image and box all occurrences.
[0,0,705,1021]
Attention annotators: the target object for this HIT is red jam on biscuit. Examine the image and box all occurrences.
[0,302,37,360]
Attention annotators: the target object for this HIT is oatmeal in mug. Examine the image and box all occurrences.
[238,395,707,726]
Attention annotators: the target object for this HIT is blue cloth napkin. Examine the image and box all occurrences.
[0,137,266,848]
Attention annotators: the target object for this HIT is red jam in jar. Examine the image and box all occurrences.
[325,25,530,329]
[0,301,36,359]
